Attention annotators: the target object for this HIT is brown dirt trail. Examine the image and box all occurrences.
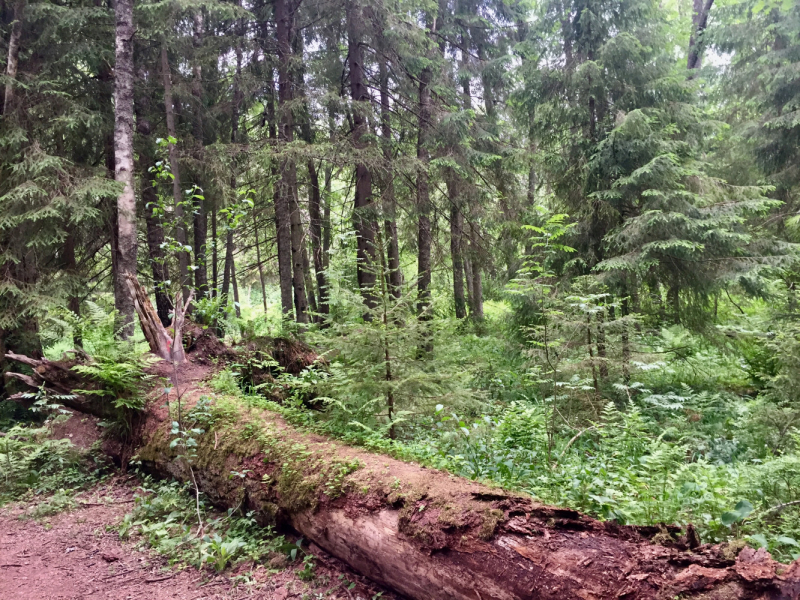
[0,477,394,600]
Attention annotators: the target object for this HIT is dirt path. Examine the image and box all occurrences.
[0,477,393,600]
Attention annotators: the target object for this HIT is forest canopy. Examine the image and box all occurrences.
[3,0,800,565]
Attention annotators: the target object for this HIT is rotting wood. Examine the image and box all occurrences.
[125,274,193,364]
[5,353,800,599]
[133,392,800,600]
[3,352,116,419]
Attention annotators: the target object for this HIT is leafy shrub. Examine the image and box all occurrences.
[121,476,285,570]
[72,343,156,413]
[0,422,106,506]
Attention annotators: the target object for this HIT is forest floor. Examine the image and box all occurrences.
[0,476,394,600]
[0,394,395,600]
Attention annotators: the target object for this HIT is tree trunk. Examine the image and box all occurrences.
[161,44,191,301]
[379,54,402,301]
[688,0,714,72]
[469,223,483,319]
[113,0,137,339]
[275,0,300,321]
[587,313,599,394]
[621,295,631,385]
[416,18,435,319]
[308,160,329,316]
[448,173,467,319]
[63,231,82,347]
[191,10,208,298]
[142,166,174,327]
[323,166,332,271]
[253,209,268,314]
[8,358,795,600]
[596,309,608,379]
[227,40,244,325]
[477,42,495,121]
[464,253,474,313]
[347,0,378,313]
[290,185,309,324]
[211,199,218,298]
[2,0,24,116]
[303,245,318,318]
[222,229,234,312]
[231,252,241,319]
[669,285,681,324]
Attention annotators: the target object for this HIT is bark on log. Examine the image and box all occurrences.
[3,351,117,420]
[124,274,193,364]
[5,355,800,599]
[129,370,800,600]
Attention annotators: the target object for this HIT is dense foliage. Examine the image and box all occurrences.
[3,0,800,563]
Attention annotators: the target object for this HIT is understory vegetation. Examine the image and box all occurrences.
[0,419,109,512]
[207,281,800,563]
[118,476,292,573]
[3,0,800,572]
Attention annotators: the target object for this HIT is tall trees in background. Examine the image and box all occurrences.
[190,9,208,298]
[346,0,377,313]
[274,0,299,320]
[0,0,796,348]
[415,11,437,319]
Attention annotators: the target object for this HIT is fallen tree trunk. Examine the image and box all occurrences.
[3,351,117,420]
[138,370,800,599]
[5,356,800,599]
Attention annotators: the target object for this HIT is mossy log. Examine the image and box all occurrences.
[5,353,800,599]
[125,374,800,600]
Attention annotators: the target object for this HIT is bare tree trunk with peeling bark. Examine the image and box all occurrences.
[113,0,137,339]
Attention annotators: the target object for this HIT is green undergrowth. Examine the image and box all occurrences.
[0,420,110,512]
[207,366,800,562]
[118,475,293,572]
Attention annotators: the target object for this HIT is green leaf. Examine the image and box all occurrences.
[734,500,754,519]
[776,536,800,548]
[721,512,740,526]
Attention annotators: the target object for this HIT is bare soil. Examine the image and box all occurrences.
[0,477,394,600]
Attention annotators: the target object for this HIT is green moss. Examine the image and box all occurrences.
[437,503,462,528]
[720,538,747,561]
[480,508,505,540]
